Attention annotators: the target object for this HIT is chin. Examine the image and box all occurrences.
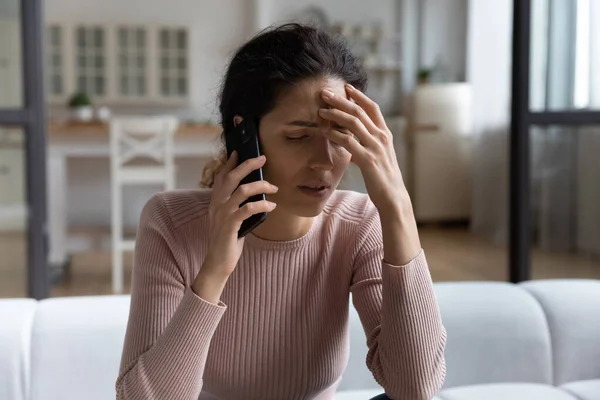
[281,191,334,218]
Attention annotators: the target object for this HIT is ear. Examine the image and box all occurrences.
[233,115,243,127]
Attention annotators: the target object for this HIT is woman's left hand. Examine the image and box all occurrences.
[319,84,409,214]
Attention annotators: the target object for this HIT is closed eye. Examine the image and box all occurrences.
[285,135,309,142]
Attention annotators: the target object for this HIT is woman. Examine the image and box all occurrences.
[116,23,446,400]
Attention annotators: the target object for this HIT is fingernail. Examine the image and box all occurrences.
[322,89,334,99]
[271,184,279,190]
[318,108,328,116]
[268,201,277,208]
[345,84,355,91]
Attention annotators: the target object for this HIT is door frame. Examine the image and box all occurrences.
[0,0,49,299]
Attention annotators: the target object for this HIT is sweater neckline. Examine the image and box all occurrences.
[243,212,324,250]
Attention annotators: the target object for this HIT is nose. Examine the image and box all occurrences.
[309,134,335,170]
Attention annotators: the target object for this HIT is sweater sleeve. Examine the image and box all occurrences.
[349,201,446,400]
[116,194,226,400]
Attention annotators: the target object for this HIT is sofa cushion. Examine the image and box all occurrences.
[333,389,443,400]
[520,280,600,385]
[29,295,130,400]
[334,389,389,400]
[0,299,36,400]
[437,383,579,400]
[560,379,600,400]
[434,282,552,389]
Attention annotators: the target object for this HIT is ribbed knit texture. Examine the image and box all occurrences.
[116,189,446,400]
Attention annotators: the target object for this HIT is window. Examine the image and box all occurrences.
[75,26,106,97]
[46,25,64,97]
[159,28,188,97]
[117,27,147,97]
[574,0,590,109]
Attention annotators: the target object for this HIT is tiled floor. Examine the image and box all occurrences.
[1,227,599,298]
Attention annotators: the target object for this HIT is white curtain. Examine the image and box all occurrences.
[467,0,513,245]
[469,0,600,257]
[576,0,600,256]
[530,0,600,256]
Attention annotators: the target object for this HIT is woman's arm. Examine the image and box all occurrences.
[350,200,446,400]
[116,194,226,400]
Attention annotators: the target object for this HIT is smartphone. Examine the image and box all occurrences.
[225,118,268,238]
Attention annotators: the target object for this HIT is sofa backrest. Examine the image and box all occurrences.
[434,282,553,389]
[520,280,600,385]
[29,295,130,400]
[2,280,600,399]
[0,298,36,400]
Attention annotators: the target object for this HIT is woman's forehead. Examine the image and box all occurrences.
[268,78,347,120]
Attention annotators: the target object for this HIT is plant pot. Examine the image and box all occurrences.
[96,106,111,122]
[73,106,93,122]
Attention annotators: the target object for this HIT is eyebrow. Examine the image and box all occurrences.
[286,120,319,128]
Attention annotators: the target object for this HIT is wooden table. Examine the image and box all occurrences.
[47,121,222,267]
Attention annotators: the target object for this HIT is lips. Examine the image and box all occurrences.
[298,181,331,190]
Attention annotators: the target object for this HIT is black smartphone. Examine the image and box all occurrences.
[225,118,268,238]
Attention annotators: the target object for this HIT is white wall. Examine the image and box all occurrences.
[421,0,468,82]
[466,0,513,244]
[270,0,397,35]
[0,1,19,19]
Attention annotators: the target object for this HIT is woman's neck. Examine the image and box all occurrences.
[250,207,314,242]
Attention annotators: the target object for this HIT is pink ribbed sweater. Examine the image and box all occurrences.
[116,189,446,400]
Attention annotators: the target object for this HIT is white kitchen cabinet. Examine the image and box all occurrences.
[45,23,190,106]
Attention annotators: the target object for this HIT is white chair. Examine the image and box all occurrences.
[110,116,178,293]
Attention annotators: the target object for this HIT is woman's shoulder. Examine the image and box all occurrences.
[324,190,377,224]
[143,189,213,231]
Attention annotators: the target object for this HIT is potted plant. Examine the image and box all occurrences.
[417,68,432,85]
[67,92,93,122]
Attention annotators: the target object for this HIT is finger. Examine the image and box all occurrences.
[230,200,277,228]
[344,84,387,129]
[211,151,238,204]
[318,107,373,147]
[224,150,238,171]
[321,88,381,135]
[228,180,279,212]
[221,155,267,196]
[320,127,367,160]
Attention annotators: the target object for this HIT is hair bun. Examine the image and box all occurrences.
[199,152,228,188]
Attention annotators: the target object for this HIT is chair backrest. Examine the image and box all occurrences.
[109,116,178,189]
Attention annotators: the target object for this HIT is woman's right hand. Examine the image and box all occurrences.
[193,151,278,303]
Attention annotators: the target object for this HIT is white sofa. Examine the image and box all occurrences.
[1,280,599,400]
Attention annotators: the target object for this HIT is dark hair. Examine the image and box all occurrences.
[200,23,368,188]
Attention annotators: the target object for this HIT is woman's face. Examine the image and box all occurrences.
[248,77,352,217]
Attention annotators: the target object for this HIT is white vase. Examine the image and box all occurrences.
[96,106,111,122]
[73,106,93,122]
